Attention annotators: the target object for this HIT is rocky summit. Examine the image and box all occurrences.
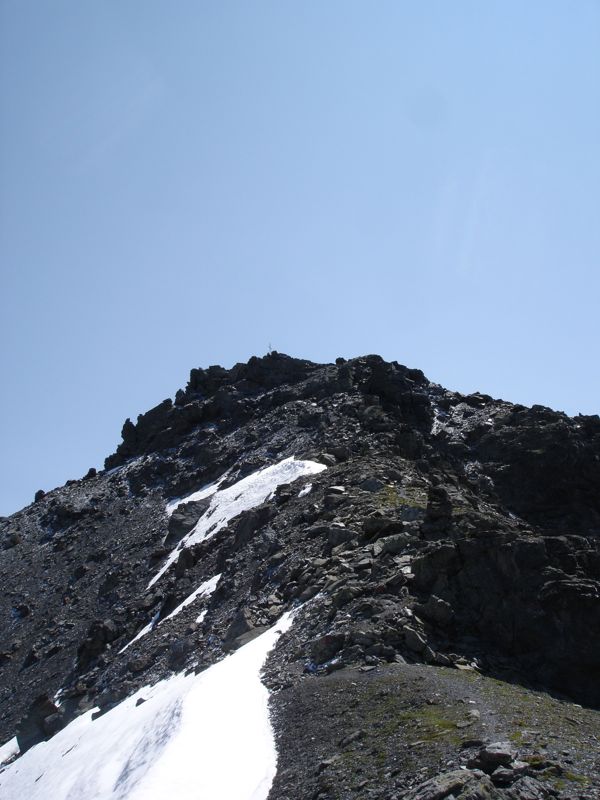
[0,353,599,799]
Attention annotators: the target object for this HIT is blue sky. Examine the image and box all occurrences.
[1,1,599,515]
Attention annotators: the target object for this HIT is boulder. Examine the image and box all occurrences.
[469,742,517,773]
[327,524,356,549]
[360,478,386,492]
[505,776,551,799]
[76,619,121,670]
[16,695,63,753]
[401,769,490,800]
[166,498,212,545]
[373,533,410,556]
[309,632,346,664]
[415,595,454,626]
[403,626,427,653]
[412,544,460,591]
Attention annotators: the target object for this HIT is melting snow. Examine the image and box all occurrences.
[149,457,326,588]
[0,737,18,767]
[0,613,296,800]
[118,611,160,655]
[119,575,221,653]
[160,574,221,624]
[164,477,225,517]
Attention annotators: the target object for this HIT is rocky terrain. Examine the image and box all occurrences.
[0,352,599,799]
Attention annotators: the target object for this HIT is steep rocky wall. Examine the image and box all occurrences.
[0,353,599,795]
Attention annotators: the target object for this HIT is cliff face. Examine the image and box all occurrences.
[1,353,599,799]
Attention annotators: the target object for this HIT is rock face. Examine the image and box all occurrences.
[0,352,599,797]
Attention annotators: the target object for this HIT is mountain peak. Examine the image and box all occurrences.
[1,355,599,798]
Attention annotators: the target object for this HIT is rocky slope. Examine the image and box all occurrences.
[0,353,599,799]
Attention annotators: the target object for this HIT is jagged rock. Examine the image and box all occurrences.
[2,352,600,798]
[77,619,121,670]
[403,626,427,653]
[127,656,151,673]
[469,742,518,773]
[412,544,460,591]
[505,776,551,799]
[16,695,63,753]
[421,485,454,540]
[414,595,454,626]
[401,769,490,800]
[309,633,346,664]
[372,533,410,556]
[491,762,529,785]
[326,524,355,549]
[166,498,211,545]
[318,453,337,466]
[168,639,192,669]
[223,608,257,650]
[360,478,386,492]
[363,515,402,537]
[232,504,273,548]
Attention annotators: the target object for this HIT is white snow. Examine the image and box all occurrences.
[164,476,225,517]
[119,574,221,653]
[298,483,312,497]
[0,737,19,767]
[0,612,296,800]
[160,573,221,624]
[149,457,326,588]
[118,611,160,654]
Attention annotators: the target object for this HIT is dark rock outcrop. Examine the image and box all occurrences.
[1,352,599,798]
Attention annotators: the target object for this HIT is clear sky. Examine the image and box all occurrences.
[1,1,599,516]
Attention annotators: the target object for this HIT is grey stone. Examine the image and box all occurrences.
[16,695,63,753]
[224,608,255,647]
[318,453,337,466]
[360,478,386,492]
[506,776,551,799]
[402,769,482,800]
[403,626,427,653]
[165,498,211,545]
[372,533,410,556]
[327,525,355,549]
[415,594,454,626]
[309,632,346,663]
[491,761,528,785]
[469,741,517,773]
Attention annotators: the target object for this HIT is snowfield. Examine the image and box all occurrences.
[149,457,326,587]
[0,613,295,800]
[0,456,325,798]
[0,737,18,767]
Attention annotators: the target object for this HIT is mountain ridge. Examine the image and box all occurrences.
[1,353,599,799]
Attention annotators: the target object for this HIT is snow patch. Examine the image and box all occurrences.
[164,476,225,517]
[119,575,220,653]
[149,457,326,588]
[160,574,221,624]
[0,737,18,768]
[298,483,312,497]
[119,611,160,654]
[0,613,296,800]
